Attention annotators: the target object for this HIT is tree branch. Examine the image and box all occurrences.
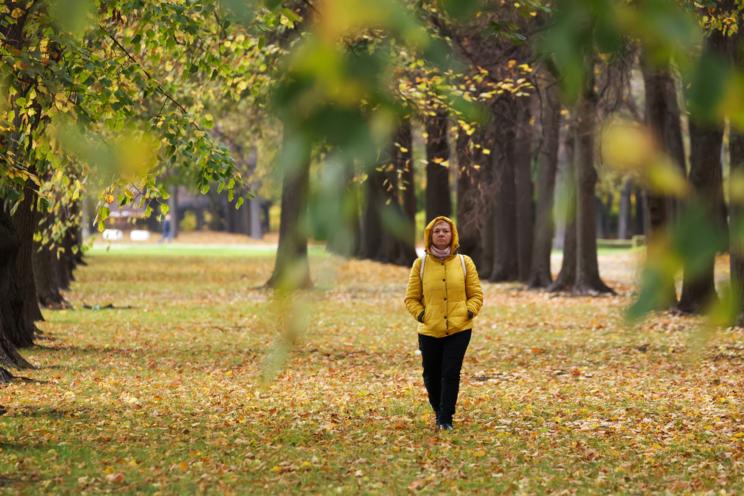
[102,29,190,115]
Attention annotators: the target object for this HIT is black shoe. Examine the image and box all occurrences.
[437,422,453,431]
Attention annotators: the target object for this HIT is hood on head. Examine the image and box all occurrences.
[424,216,459,253]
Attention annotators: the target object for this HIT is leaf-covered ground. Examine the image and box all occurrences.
[1,244,742,494]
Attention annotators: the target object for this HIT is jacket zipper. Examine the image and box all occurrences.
[443,261,449,333]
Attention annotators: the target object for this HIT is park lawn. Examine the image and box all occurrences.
[0,248,742,494]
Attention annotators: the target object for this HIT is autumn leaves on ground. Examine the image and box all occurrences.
[1,245,742,494]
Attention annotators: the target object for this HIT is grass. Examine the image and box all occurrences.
[0,246,742,494]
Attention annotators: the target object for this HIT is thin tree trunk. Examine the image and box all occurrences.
[514,102,535,282]
[490,96,519,282]
[456,124,482,261]
[573,66,613,295]
[360,163,386,261]
[400,120,417,259]
[729,25,744,324]
[326,163,361,258]
[730,130,744,324]
[550,129,577,292]
[678,30,728,313]
[266,140,312,289]
[618,178,632,240]
[633,187,645,237]
[641,57,679,308]
[391,119,417,266]
[169,186,179,239]
[529,80,561,288]
[425,109,452,222]
[641,62,687,224]
[677,118,725,313]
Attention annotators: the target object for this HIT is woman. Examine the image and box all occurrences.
[404,216,483,430]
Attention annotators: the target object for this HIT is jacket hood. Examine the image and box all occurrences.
[424,216,459,254]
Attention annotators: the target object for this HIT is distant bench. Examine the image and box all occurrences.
[597,235,645,249]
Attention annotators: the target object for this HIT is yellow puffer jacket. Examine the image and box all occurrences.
[404,216,483,338]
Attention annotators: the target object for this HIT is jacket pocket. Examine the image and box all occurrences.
[448,302,469,329]
[423,305,433,324]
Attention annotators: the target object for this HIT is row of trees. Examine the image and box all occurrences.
[0,0,281,380]
[267,0,744,323]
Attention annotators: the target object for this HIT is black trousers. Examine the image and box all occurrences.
[418,329,471,424]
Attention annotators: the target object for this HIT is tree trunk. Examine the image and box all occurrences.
[729,25,744,324]
[400,120,417,258]
[550,129,577,292]
[0,206,34,370]
[633,187,645,237]
[573,67,613,295]
[390,119,417,266]
[249,196,263,239]
[456,125,482,261]
[618,178,632,240]
[169,185,179,239]
[678,30,728,313]
[529,80,561,288]
[33,244,66,309]
[489,96,519,282]
[360,163,385,261]
[425,109,452,222]
[641,59,687,224]
[326,163,361,258]
[265,142,312,289]
[677,118,725,313]
[514,102,535,282]
[10,182,41,344]
[730,130,744,324]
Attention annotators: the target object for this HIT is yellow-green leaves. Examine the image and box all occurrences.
[601,119,689,197]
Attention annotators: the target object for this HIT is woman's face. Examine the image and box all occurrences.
[431,221,452,250]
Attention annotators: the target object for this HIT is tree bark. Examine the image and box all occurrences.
[550,129,577,292]
[0,206,34,370]
[266,141,312,289]
[326,163,361,258]
[425,109,452,222]
[633,187,645,237]
[730,130,744,324]
[10,182,41,344]
[573,66,613,295]
[400,120,417,259]
[677,118,725,313]
[729,25,744,324]
[678,31,728,313]
[489,96,519,282]
[388,119,417,266]
[360,163,385,262]
[169,185,179,239]
[618,178,632,240]
[528,80,561,288]
[641,62,687,226]
[514,101,535,282]
[456,125,482,261]
[641,59,679,307]
[33,244,66,309]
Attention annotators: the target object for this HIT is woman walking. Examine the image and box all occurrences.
[404,216,483,430]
